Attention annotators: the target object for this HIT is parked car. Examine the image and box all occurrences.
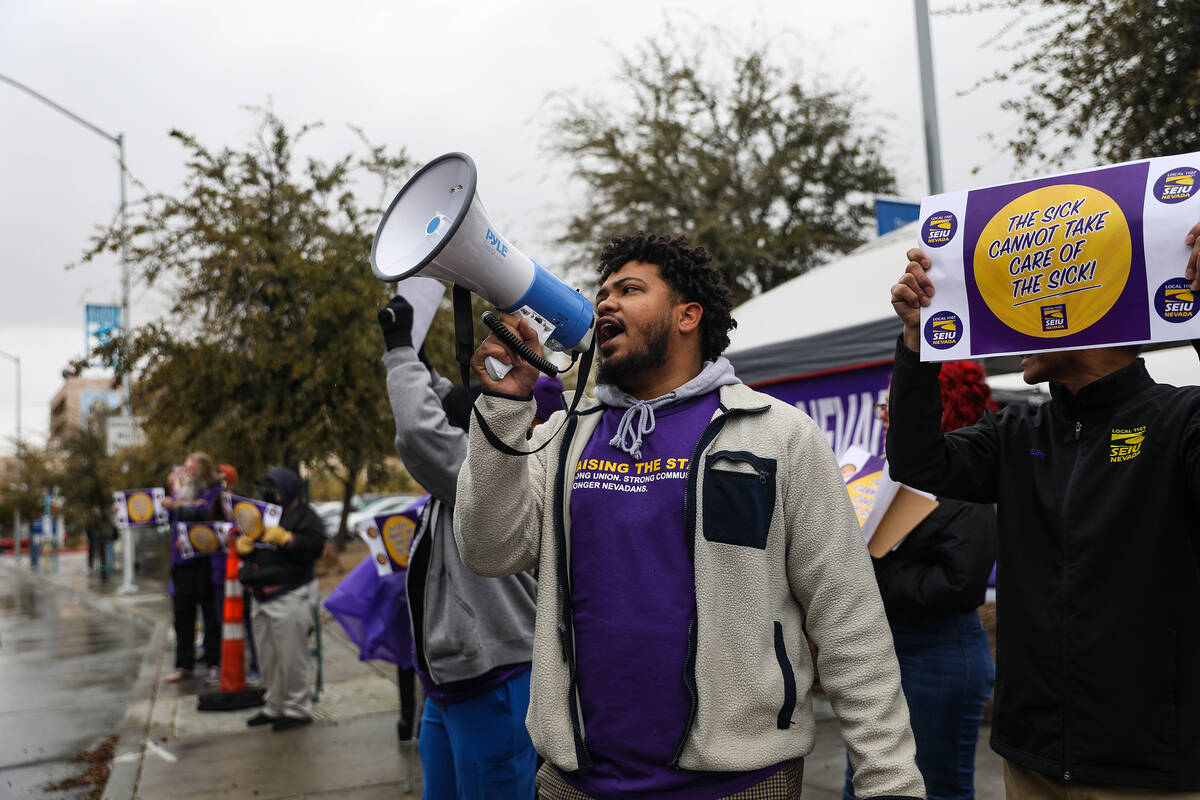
[310,501,346,539]
[345,494,423,533]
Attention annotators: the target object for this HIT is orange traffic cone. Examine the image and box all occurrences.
[197,528,264,712]
[219,542,246,692]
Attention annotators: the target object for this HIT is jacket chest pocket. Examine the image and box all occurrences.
[701,450,777,549]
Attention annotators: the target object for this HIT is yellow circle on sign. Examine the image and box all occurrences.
[128,492,154,524]
[188,525,220,553]
[382,515,415,569]
[846,472,882,527]
[973,184,1131,338]
[234,501,264,538]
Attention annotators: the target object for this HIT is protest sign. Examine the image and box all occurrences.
[917,151,1200,360]
[357,497,428,577]
[224,494,283,548]
[838,447,937,557]
[395,276,445,351]
[113,488,168,528]
[175,521,231,559]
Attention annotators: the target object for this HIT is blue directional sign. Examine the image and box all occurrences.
[86,304,121,366]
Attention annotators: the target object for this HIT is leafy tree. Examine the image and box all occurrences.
[547,27,898,304]
[959,0,1200,168]
[78,109,416,545]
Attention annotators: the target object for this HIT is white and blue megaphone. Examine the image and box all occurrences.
[370,152,594,379]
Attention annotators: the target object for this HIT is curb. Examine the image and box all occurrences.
[102,618,168,800]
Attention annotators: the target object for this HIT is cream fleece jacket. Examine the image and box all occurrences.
[454,382,924,799]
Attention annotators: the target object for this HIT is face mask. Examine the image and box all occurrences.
[263,488,282,506]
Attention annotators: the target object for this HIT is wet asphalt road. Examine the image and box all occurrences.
[0,567,149,799]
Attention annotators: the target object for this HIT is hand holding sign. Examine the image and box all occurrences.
[1185,220,1200,292]
[892,248,935,352]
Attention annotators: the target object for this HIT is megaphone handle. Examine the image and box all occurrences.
[484,356,512,381]
[481,311,560,377]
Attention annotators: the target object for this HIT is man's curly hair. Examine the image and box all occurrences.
[597,233,736,362]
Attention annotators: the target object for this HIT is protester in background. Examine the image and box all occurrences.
[844,361,997,800]
[163,452,225,685]
[457,234,923,800]
[887,225,1200,796]
[379,295,538,800]
[237,467,326,731]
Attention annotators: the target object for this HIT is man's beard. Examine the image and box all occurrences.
[597,313,671,389]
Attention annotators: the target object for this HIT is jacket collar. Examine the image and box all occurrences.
[562,381,769,416]
[1049,358,1154,419]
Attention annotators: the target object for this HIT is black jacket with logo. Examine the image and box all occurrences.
[887,340,1200,790]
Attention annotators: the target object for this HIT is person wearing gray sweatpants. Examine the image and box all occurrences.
[235,467,326,732]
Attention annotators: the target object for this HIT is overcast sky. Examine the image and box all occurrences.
[0,0,1065,450]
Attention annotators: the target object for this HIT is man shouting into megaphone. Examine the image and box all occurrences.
[454,233,925,800]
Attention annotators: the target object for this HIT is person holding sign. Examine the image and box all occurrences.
[456,234,923,800]
[844,361,998,800]
[887,221,1200,796]
[163,452,225,685]
[378,293,538,799]
[235,468,326,731]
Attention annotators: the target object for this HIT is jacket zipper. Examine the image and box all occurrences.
[711,452,770,484]
[668,408,754,768]
[553,413,591,772]
[1062,419,1082,781]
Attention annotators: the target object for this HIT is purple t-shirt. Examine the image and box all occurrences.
[563,392,781,798]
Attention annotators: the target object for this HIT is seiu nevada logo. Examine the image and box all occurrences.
[484,228,509,258]
[1040,303,1067,332]
[1153,166,1199,204]
[923,310,962,350]
[921,211,957,248]
[1110,426,1146,463]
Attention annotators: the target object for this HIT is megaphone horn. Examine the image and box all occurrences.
[370,153,594,379]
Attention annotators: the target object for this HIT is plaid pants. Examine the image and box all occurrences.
[535,759,805,800]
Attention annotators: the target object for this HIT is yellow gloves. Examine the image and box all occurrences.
[262,525,294,547]
[235,536,255,556]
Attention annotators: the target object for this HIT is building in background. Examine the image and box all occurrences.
[49,377,121,443]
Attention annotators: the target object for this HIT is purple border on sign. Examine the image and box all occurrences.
[961,161,1151,353]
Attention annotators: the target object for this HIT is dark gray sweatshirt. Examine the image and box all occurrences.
[383,346,536,685]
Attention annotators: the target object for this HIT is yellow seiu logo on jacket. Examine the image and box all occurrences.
[1110,426,1146,462]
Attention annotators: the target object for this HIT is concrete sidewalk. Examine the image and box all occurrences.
[10,550,1004,799]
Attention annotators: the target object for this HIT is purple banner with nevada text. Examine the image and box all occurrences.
[752,362,891,456]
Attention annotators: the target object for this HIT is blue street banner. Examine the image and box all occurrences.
[917,151,1200,360]
[876,198,921,237]
[113,488,168,528]
[86,304,121,365]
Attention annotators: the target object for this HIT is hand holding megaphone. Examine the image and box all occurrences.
[471,312,543,396]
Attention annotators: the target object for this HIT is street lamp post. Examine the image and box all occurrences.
[0,351,21,559]
[914,0,945,195]
[0,72,131,413]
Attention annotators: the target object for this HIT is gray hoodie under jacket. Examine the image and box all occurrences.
[383,346,536,686]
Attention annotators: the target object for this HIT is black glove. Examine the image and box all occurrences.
[378,296,414,351]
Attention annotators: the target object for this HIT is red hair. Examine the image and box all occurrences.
[938,361,998,432]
